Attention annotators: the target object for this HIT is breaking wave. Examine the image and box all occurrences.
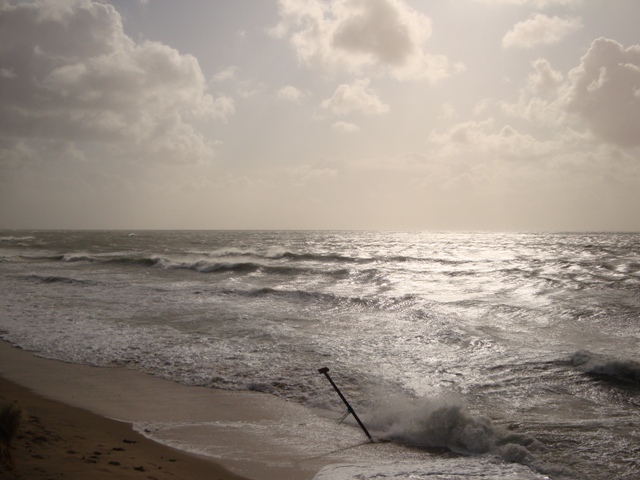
[571,350,640,384]
[54,251,352,277]
[364,395,539,466]
[158,258,349,277]
[185,248,475,266]
[0,236,36,242]
[187,249,375,263]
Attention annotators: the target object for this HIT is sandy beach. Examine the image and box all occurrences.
[0,341,337,480]
[0,341,560,480]
[0,341,389,480]
[0,375,247,480]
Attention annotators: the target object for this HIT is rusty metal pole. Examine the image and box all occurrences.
[318,367,374,443]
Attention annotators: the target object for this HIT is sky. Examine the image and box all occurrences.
[1,0,640,231]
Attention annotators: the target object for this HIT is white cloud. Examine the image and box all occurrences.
[499,58,565,125]
[563,38,640,147]
[271,0,461,82]
[212,66,263,99]
[213,66,239,82]
[502,14,582,49]
[277,85,305,103]
[427,118,556,160]
[0,0,232,164]
[499,38,640,150]
[321,79,389,116]
[236,79,264,99]
[0,67,16,78]
[417,117,635,231]
[285,164,338,186]
[441,103,457,120]
[527,58,564,96]
[332,121,360,133]
[470,0,582,7]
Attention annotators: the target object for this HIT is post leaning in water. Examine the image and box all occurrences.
[318,367,374,443]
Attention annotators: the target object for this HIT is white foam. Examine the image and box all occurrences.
[314,457,550,479]
[364,394,539,464]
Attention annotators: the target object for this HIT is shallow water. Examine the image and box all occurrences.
[1,230,638,478]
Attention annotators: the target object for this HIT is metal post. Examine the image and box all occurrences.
[318,367,374,443]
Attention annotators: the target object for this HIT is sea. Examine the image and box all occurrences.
[0,230,638,479]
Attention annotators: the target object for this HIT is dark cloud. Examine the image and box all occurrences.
[332,0,415,65]
[272,0,459,82]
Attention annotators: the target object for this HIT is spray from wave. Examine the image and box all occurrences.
[363,394,539,466]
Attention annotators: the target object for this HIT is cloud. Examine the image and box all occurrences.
[499,58,565,124]
[499,38,640,150]
[321,79,389,116]
[502,14,582,49]
[285,164,338,186]
[470,0,582,7]
[212,66,263,99]
[332,121,360,133]
[527,58,564,96]
[427,118,557,161]
[277,85,305,103]
[0,0,232,165]
[440,103,457,120]
[563,38,640,147]
[213,66,239,82]
[236,79,264,99]
[271,0,461,82]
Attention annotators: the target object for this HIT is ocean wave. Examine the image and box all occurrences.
[364,394,539,465]
[106,257,159,267]
[187,248,475,265]
[51,247,478,274]
[20,274,99,286]
[266,264,349,277]
[277,251,374,263]
[186,248,268,259]
[61,252,159,267]
[220,286,419,313]
[186,248,376,263]
[159,258,262,274]
[54,249,354,278]
[234,287,379,308]
[571,350,640,384]
[61,253,100,263]
[20,254,65,262]
[156,257,350,277]
[230,287,341,302]
[0,236,36,242]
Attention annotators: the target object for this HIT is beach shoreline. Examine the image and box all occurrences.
[0,341,557,480]
[0,340,337,479]
[0,374,248,480]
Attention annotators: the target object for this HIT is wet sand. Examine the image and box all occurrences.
[0,341,327,479]
[0,341,555,480]
[0,375,247,480]
[0,341,377,480]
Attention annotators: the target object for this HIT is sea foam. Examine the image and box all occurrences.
[314,458,550,480]
[364,394,538,465]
